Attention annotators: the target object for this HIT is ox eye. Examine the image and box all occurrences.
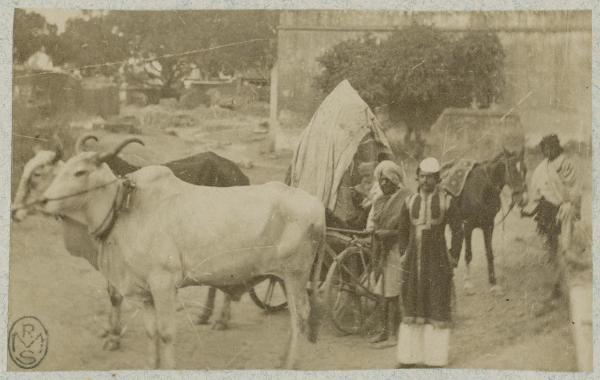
[74,170,88,177]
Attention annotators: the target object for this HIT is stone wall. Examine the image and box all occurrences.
[276,10,591,142]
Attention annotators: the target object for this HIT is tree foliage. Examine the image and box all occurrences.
[13,10,278,81]
[13,9,61,64]
[315,24,506,140]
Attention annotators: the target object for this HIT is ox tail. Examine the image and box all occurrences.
[307,219,326,344]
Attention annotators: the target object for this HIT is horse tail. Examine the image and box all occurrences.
[307,215,326,344]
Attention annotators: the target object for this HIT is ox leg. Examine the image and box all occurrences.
[212,292,231,331]
[483,225,502,294]
[281,275,312,370]
[463,224,475,296]
[196,287,216,325]
[142,298,160,369]
[148,273,178,369]
[102,284,123,351]
[281,282,301,369]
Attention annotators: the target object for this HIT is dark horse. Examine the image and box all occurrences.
[446,148,528,294]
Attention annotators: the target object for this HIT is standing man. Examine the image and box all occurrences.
[521,134,581,300]
[395,157,458,368]
[365,160,412,348]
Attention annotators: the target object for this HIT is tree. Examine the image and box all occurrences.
[56,10,277,90]
[378,24,454,145]
[314,34,384,106]
[314,24,506,151]
[449,32,505,108]
[13,9,57,64]
[60,12,129,76]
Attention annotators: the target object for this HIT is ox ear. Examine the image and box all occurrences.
[502,146,510,156]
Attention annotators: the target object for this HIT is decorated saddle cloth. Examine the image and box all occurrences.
[440,159,476,197]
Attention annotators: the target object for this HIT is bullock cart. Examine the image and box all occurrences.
[277,79,395,333]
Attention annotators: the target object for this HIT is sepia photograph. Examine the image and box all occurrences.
[5,4,593,374]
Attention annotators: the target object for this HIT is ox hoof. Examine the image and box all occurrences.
[102,335,121,351]
[490,285,504,295]
[463,281,475,296]
[211,320,228,331]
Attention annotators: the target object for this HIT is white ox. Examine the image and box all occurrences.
[40,138,325,369]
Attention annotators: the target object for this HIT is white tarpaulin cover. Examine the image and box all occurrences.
[289,80,392,214]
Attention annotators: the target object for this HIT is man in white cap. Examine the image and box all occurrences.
[395,157,458,368]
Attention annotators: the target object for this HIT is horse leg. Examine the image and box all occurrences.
[463,223,475,295]
[483,224,502,294]
[148,272,178,369]
[142,298,160,369]
[212,291,231,331]
[196,286,216,325]
[102,283,123,351]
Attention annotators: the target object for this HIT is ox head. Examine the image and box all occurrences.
[11,137,64,222]
[40,138,144,216]
[501,147,528,208]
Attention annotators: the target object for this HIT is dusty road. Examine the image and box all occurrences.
[8,121,576,372]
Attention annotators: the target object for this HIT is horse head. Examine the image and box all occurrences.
[498,147,528,208]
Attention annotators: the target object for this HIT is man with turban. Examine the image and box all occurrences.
[395,157,458,368]
[365,160,412,348]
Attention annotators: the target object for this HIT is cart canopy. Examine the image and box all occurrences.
[289,80,393,225]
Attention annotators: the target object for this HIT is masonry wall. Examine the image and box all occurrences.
[276,10,592,142]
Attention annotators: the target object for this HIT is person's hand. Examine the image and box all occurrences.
[520,202,538,218]
[451,257,459,268]
[374,229,392,239]
[556,201,573,224]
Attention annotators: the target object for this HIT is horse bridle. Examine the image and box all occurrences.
[495,152,526,226]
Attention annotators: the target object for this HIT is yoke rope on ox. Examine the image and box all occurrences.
[11,178,122,213]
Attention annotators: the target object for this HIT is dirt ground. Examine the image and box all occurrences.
[7,107,579,372]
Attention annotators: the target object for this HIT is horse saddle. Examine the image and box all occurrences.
[440,159,476,197]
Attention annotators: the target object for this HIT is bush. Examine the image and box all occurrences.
[314,24,506,147]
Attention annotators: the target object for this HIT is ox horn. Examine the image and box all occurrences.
[75,134,99,154]
[97,137,145,163]
[50,134,64,164]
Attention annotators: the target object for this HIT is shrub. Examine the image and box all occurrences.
[314,24,506,148]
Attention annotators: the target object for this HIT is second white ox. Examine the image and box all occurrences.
[40,138,325,369]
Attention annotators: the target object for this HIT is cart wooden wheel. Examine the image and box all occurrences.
[324,246,383,335]
[248,275,288,313]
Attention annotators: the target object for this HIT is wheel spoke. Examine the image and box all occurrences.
[263,278,276,306]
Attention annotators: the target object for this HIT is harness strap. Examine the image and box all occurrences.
[92,177,137,241]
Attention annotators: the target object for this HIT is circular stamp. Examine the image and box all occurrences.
[8,316,49,369]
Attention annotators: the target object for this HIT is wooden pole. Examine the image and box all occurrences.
[268,61,279,152]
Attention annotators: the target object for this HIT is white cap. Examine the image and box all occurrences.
[419,157,441,174]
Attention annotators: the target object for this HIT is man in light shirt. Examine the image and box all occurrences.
[522,134,582,299]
